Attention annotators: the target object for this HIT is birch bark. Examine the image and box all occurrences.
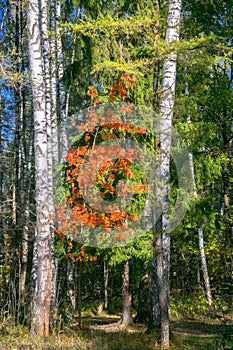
[155,0,182,346]
[67,259,76,313]
[198,227,213,308]
[184,67,213,309]
[27,0,53,336]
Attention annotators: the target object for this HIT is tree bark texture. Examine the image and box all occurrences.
[27,0,53,337]
[122,260,133,325]
[198,227,213,308]
[153,0,182,347]
[104,260,109,309]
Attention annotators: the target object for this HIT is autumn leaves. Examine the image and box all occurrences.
[54,73,154,248]
[64,125,149,231]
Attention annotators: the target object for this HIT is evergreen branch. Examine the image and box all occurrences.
[60,14,159,37]
[91,59,154,76]
[0,53,26,88]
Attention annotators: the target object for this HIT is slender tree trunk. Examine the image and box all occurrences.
[67,259,76,313]
[198,227,213,308]
[151,235,161,328]
[27,0,53,336]
[9,0,24,320]
[122,260,133,325]
[0,85,11,315]
[153,0,182,347]
[104,260,108,309]
[19,131,33,319]
[56,0,68,161]
[49,0,59,165]
[17,0,31,319]
[43,0,60,329]
[184,66,213,309]
[77,262,82,328]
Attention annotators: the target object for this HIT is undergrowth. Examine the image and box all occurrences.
[0,321,232,350]
[170,293,231,318]
[0,325,159,350]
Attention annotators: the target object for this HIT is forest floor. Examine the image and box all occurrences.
[0,314,232,349]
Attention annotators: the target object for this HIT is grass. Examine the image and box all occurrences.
[172,333,216,350]
[0,325,159,350]
[0,316,232,349]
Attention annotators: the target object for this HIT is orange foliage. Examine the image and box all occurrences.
[109,73,136,101]
[55,73,151,249]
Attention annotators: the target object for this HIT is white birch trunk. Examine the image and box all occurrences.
[67,259,76,312]
[43,0,59,327]
[185,68,213,309]
[50,0,59,165]
[158,0,182,346]
[27,0,53,337]
[198,227,213,308]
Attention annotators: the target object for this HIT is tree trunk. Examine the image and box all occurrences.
[27,0,53,337]
[153,0,182,346]
[19,133,33,320]
[49,0,59,165]
[122,260,133,325]
[150,235,161,328]
[185,66,213,310]
[198,227,213,308]
[77,262,82,328]
[56,0,68,161]
[9,0,24,321]
[104,260,108,309]
[67,259,76,313]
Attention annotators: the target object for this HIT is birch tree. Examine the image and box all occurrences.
[153,0,182,347]
[27,0,53,336]
[184,67,213,310]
